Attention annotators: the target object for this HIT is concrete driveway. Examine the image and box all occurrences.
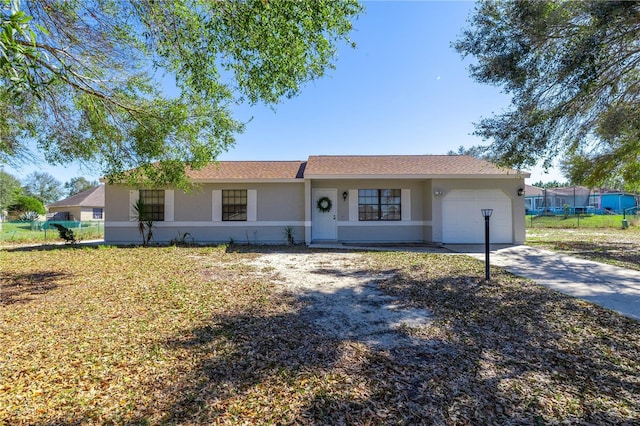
[454,245,640,321]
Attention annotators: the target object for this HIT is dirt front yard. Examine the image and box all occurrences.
[1,245,639,424]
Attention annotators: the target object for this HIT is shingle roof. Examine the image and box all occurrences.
[526,185,597,196]
[525,185,544,196]
[304,155,527,177]
[48,185,104,208]
[186,161,306,180]
[179,156,528,180]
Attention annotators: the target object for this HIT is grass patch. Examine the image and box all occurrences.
[526,214,637,229]
[0,221,104,244]
[1,246,638,424]
[527,228,640,271]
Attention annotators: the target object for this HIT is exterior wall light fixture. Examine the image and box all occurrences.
[517,188,525,196]
[343,191,348,201]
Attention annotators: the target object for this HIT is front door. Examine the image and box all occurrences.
[312,189,337,241]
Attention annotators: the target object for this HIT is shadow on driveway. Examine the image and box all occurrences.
[452,245,640,321]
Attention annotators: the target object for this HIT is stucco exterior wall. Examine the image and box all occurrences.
[174,187,212,221]
[251,183,305,221]
[105,184,132,222]
[308,179,428,243]
[105,224,305,245]
[104,182,305,244]
[310,179,426,222]
[48,206,103,221]
[104,175,526,245]
[48,206,80,221]
[80,207,101,221]
[421,180,433,241]
[337,224,424,243]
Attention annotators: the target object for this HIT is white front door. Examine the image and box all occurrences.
[312,189,337,241]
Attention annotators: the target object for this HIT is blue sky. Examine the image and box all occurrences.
[5,1,564,185]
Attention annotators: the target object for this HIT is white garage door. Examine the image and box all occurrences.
[442,190,513,244]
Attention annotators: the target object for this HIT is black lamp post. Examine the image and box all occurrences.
[481,208,493,281]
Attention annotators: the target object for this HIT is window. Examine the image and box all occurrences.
[222,189,247,221]
[358,189,401,221]
[554,197,566,208]
[92,208,103,219]
[139,190,165,221]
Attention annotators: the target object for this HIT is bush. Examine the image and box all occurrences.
[19,211,40,222]
[51,223,77,244]
[9,195,46,216]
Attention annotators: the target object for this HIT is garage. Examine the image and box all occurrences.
[442,189,513,244]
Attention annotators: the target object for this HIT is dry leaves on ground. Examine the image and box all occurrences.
[527,228,640,271]
[1,244,638,424]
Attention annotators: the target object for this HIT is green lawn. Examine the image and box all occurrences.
[0,221,104,244]
[1,245,638,424]
[526,213,638,229]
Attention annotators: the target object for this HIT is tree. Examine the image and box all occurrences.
[531,180,567,189]
[22,171,62,204]
[8,194,45,215]
[0,170,22,210]
[1,0,362,188]
[64,177,98,197]
[455,1,640,187]
[446,145,492,160]
[133,196,153,246]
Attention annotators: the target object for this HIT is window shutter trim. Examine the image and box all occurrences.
[212,190,222,221]
[401,189,411,221]
[349,189,358,221]
[247,189,257,222]
[129,190,139,221]
[164,190,174,222]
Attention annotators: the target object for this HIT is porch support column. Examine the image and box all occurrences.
[304,179,312,244]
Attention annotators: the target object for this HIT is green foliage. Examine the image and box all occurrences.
[64,177,99,197]
[531,180,567,189]
[1,0,362,188]
[132,196,153,246]
[169,232,194,246]
[456,1,640,187]
[8,194,45,215]
[283,226,295,245]
[527,214,631,229]
[0,220,103,243]
[22,171,63,204]
[18,210,39,221]
[51,223,77,244]
[0,170,22,210]
[446,145,492,160]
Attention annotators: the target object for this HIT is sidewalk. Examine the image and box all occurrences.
[454,245,640,321]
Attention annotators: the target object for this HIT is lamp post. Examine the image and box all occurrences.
[481,209,493,281]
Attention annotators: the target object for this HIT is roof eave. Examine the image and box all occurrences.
[305,173,530,179]
[192,178,304,184]
[49,204,103,208]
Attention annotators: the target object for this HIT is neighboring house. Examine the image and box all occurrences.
[524,185,639,214]
[47,185,105,221]
[524,185,594,214]
[589,190,639,214]
[104,155,529,245]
